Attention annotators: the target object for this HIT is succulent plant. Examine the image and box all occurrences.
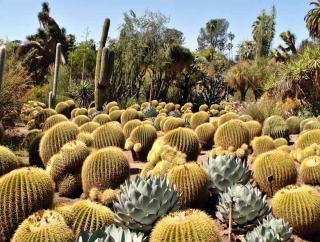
[89,187,120,206]
[162,117,184,132]
[286,116,302,134]
[77,132,94,147]
[11,210,74,242]
[125,124,157,162]
[252,150,297,195]
[82,147,130,194]
[39,121,79,165]
[272,185,320,235]
[243,120,262,141]
[92,114,111,125]
[42,114,68,131]
[251,135,276,156]
[168,109,181,117]
[57,173,82,197]
[203,155,250,194]
[168,162,208,208]
[108,109,124,121]
[218,111,239,126]
[262,115,289,140]
[163,127,200,161]
[214,119,250,150]
[143,105,158,119]
[302,120,320,131]
[190,111,210,129]
[105,101,118,114]
[73,114,90,126]
[88,107,97,116]
[79,121,100,133]
[300,117,317,131]
[34,108,57,128]
[0,167,54,240]
[121,108,141,126]
[216,184,270,228]
[245,216,292,242]
[76,224,146,242]
[92,122,125,149]
[150,209,221,242]
[114,175,179,232]
[75,108,89,117]
[71,199,115,235]
[273,137,288,147]
[239,114,253,122]
[300,156,320,185]
[0,145,19,176]
[195,123,216,150]
[123,119,142,138]
[295,129,320,149]
[55,101,70,117]
[28,132,45,168]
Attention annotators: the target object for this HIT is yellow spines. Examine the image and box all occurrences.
[218,111,239,126]
[252,150,297,195]
[92,114,111,125]
[195,123,216,150]
[77,132,94,147]
[92,122,125,149]
[73,114,90,126]
[251,135,276,156]
[300,156,320,185]
[89,187,120,206]
[79,121,100,133]
[295,129,320,149]
[0,145,19,176]
[190,111,210,129]
[109,109,124,121]
[199,104,209,111]
[274,137,288,147]
[120,108,140,126]
[162,117,184,132]
[123,119,142,138]
[42,114,68,131]
[105,101,118,114]
[243,120,262,141]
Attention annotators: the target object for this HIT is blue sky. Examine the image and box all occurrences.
[0,0,312,51]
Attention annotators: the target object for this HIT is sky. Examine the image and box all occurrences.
[0,0,312,51]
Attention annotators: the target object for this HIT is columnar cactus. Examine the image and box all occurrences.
[272,185,320,235]
[49,43,61,108]
[150,209,221,242]
[82,147,130,194]
[0,167,54,240]
[0,46,6,91]
[95,19,114,111]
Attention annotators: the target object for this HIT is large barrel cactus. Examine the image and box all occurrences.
[121,108,140,126]
[195,123,216,150]
[123,119,142,138]
[251,135,276,156]
[0,167,54,240]
[262,115,289,139]
[0,145,19,176]
[168,162,208,208]
[295,129,320,149]
[202,155,250,194]
[272,185,320,235]
[252,150,297,195]
[190,111,210,129]
[11,210,74,242]
[73,115,90,126]
[92,122,125,149]
[218,111,239,126]
[300,156,320,185]
[79,121,100,133]
[243,120,262,141]
[214,119,250,150]
[162,117,184,132]
[216,184,270,228]
[286,116,302,134]
[92,113,111,125]
[114,175,179,232]
[82,147,130,194]
[150,209,221,242]
[42,114,68,131]
[39,121,79,165]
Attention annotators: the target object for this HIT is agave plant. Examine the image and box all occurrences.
[245,216,292,242]
[202,155,251,194]
[76,224,146,242]
[142,105,158,119]
[113,175,180,232]
[216,184,270,228]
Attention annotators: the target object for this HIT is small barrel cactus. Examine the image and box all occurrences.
[190,111,210,129]
[121,108,141,126]
[105,101,118,114]
[300,156,320,185]
[0,167,54,240]
[28,132,45,168]
[251,135,275,156]
[273,137,288,147]
[79,121,100,133]
[286,116,302,134]
[123,119,142,138]
[150,209,221,242]
[195,123,216,150]
[243,120,262,141]
[89,187,120,206]
[71,199,115,235]
[199,104,209,111]
[76,224,146,242]
[245,216,292,242]
[92,113,111,125]
[272,185,320,235]
[57,173,82,197]
[109,109,124,121]
[162,117,184,132]
[302,120,320,131]
[262,115,289,140]
[0,145,19,176]
[11,210,74,242]
[92,122,125,149]
[39,121,79,165]
[82,147,130,194]
[295,129,320,149]
[214,119,250,150]
[239,114,253,122]
[252,150,297,195]
[73,114,90,126]
[75,108,88,117]
[34,108,57,129]
[55,101,70,117]
[202,155,250,194]
[218,111,239,126]
[114,175,179,232]
[42,114,68,131]
[77,132,94,147]
[216,184,270,228]
[168,162,209,208]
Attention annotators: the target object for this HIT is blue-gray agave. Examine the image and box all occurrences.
[245,216,292,242]
[216,184,270,228]
[113,175,179,232]
[143,105,158,119]
[76,224,146,242]
[168,110,181,118]
[202,155,251,193]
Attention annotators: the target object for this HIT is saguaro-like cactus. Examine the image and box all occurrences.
[0,46,6,91]
[95,18,115,111]
[49,43,61,108]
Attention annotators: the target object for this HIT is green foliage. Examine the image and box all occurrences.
[0,167,54,240]
[237,40,256,61]
[272,185,320,235]
[150,209,221,242]
[114,175,179,232]
[252,150,297,195]
[81,147,130,194]
[69,80,94,107]
[305,1,320,39]
[216,184,270,227]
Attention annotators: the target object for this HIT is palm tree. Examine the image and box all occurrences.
[227,32,235,59]
[305,0,320,39]
[237,40,256,61]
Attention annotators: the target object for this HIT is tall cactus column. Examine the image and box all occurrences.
[49,43,61,108]
[0,46,6,91]
[95,18,115,111]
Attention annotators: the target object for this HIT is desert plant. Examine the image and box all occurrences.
[92,122,125,149]
[34,108,57,129]
[48,43,61,108]
[0,145,19,176]
[300,156,320,185]
[123,119,142,138]
[79,121,100,133]
[243,120,262,140]
[262,115,289,140]
[28,132,45,168]
[162,117,184,132]
[251,135,276,156]
[295,129,320,149]
[218,112,239,126]
[42,114,68,131]
[121,108,141,126]
[190,111,210,129]
[92,113,111,125]
[195,123,216,150]
[286,116,302,134]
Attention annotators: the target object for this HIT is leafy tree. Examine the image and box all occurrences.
[272,31,297,62]
[237,40,256,61]
[252,5,276,59]
[305,0,320,39]
[197,19,229,51]
[17,2,75,83]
